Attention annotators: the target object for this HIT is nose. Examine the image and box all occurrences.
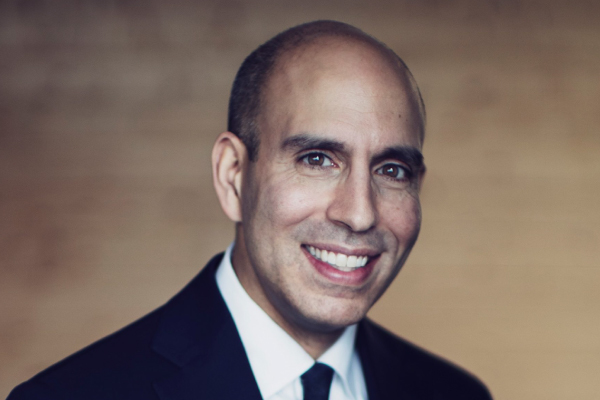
[326,169,378,233]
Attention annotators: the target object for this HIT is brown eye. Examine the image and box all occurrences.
[376,164,409,180]
[301,152,334,167]
[308,154,324,165]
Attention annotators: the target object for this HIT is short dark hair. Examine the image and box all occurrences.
[227,20,426,161]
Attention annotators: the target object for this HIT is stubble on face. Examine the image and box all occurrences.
[231,36,425,356]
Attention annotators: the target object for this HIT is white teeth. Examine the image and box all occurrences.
[327,251,336,265]
[347,255,357,268]
[306,245,370,271]
[335,253,347,268]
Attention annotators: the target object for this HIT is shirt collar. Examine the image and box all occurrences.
[318,323,357,394]
[215,243,359,399]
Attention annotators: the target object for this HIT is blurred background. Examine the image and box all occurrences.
[1,0,599,398]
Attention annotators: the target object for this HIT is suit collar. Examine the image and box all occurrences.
[357,319,418,400]
[151,253,262,400]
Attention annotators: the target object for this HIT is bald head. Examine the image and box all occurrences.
[227,20,425,161]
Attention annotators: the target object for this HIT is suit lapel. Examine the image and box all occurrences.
[151,254,263,400]
[357,319,418,400]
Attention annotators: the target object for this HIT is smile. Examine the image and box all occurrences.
[305,245,370,272]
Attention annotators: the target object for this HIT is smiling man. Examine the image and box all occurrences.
[9,21,491,400]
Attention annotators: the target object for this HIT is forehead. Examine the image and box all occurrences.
[258,37,424,152]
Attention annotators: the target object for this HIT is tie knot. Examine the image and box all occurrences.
[301,362,334,400]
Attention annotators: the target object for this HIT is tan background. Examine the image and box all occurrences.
[1,1,599,398]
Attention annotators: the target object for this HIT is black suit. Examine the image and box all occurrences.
[8,253,492,400]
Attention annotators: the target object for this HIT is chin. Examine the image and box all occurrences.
[293,297,370,332]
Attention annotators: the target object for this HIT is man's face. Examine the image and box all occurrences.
[233,39,425,336]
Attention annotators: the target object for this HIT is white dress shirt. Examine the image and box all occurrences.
[216,243,368,400]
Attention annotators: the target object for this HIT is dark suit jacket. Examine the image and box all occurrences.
[8,253,492,400]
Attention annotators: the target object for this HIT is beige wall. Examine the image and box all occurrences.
[1,1,599,398]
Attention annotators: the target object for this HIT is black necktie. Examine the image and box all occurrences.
[301,362,334,400]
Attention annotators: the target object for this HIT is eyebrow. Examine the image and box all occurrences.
[281,134,346,154]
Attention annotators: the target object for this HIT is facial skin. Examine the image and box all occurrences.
[213,37,425,358]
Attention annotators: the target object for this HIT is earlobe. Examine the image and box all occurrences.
[212,132,247,222]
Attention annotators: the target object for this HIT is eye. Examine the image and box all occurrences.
[376,163,411,180]
[300,152,335,167]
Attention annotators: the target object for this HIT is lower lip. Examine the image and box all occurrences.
[302,247,377,286]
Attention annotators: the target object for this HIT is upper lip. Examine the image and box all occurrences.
[303,243,381,257]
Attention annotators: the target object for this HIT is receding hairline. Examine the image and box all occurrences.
[266,30,426,138]
[227,20,426,161]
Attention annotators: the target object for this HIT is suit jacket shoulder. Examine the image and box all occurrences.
[357,318,492,400]
[8,306,173,400]
[7,253,262,400]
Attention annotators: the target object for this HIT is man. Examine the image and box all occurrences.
[9,21,492,400]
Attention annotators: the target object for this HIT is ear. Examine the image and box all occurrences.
[212,132,247,222]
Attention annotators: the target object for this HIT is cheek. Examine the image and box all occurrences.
[381,193,422,244]
[255,175,329,229]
